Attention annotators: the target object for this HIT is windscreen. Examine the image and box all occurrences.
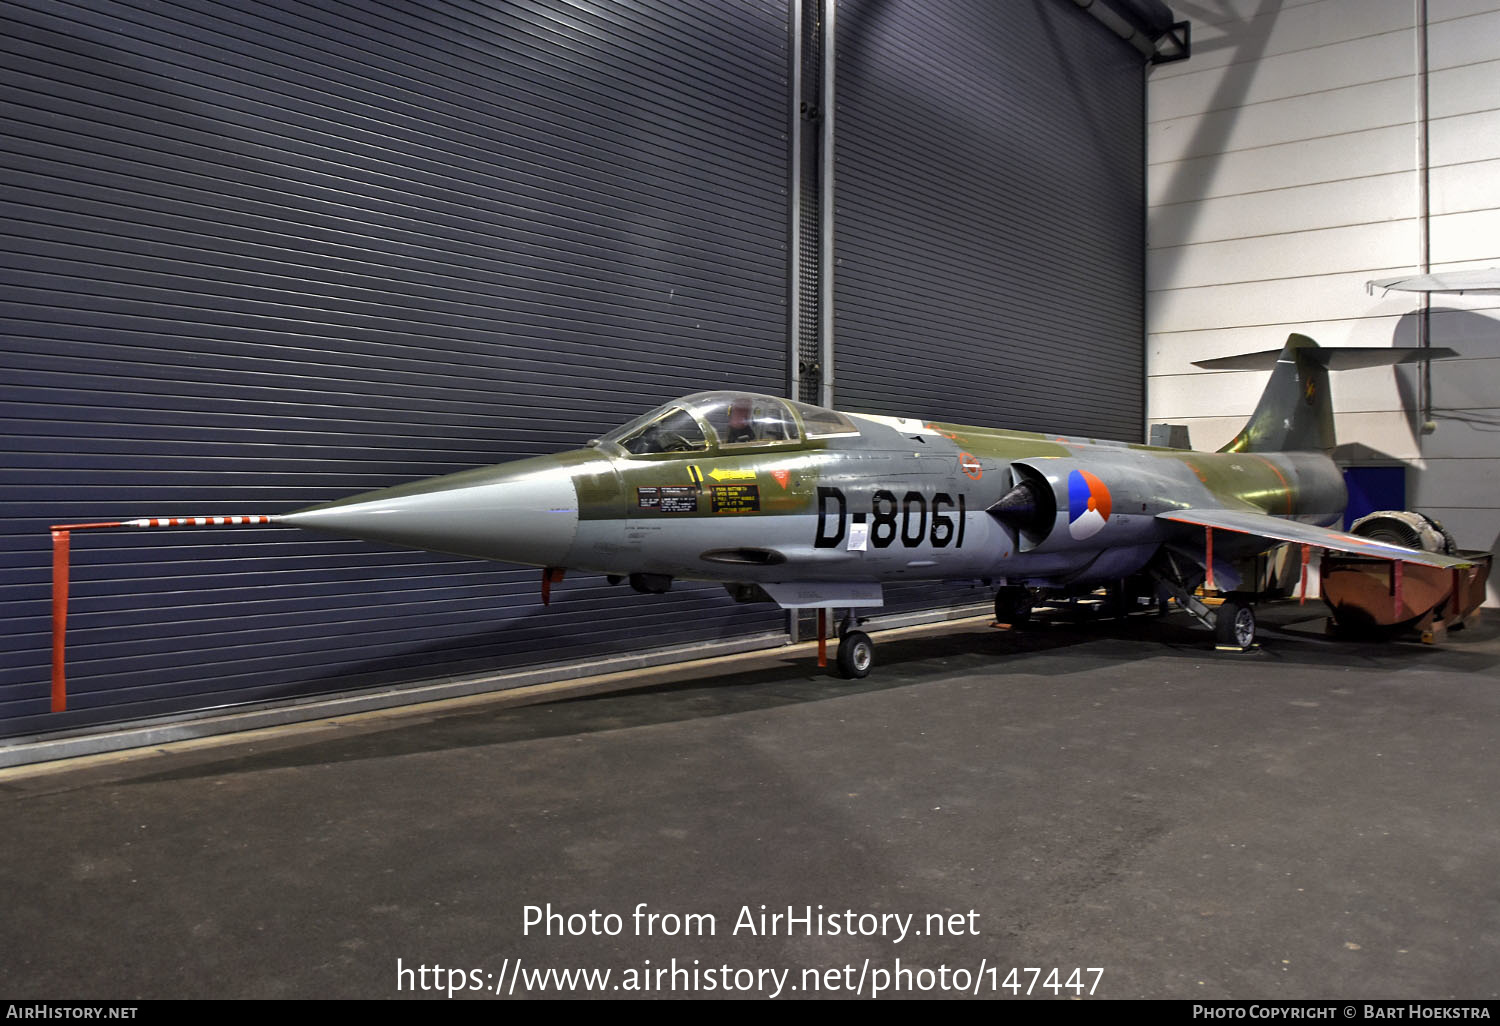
[608,405,709,455]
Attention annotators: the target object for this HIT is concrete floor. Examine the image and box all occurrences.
[1,604,1497,1000]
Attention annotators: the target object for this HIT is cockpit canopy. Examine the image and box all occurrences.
[601,392,859,456]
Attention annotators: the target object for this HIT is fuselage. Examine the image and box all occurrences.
[282,391,1348,593]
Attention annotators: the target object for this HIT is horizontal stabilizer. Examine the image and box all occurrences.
[1158,508,1474,570]
[1193,347,1457,371]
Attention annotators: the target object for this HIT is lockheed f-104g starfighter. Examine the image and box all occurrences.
[48,334,1473,695]
[273,335,1471,676]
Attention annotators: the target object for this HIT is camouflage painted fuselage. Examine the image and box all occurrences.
[283,402,1347,595]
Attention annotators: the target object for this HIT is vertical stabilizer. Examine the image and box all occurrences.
[1218,334,1335,453]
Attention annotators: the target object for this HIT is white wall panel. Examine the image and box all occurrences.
[1149,76,1414,165]
[1151,172,1416,249]
[1151,0,1411,81]
[1431,208,1500,263]
[1430,303,1500,335]
[1429,109,1500,166]
[1431,363,1500,409]
[1397,315,1500,542]
[1428,61,1500,119]
[1429,8,1500,66]
[1326,411,1427,461]
[1148,28,1413,123]
[1148,123,1415,205]
[1430,158,1500,216]
[1149,269,1428,333]
[1434,0,1500,21]
[1413,457,1500,508]
[1151,371,1276,420]
[1150,220,1418,291]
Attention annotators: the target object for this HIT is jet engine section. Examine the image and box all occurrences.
[986,457,1178,581]
[985,463,1055,552]
[1349,510,1458,554]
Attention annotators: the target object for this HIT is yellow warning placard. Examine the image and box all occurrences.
[710,484,761,514]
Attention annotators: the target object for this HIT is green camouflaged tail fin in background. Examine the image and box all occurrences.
[1195,334,1461,454]
[1216,334,1335,454]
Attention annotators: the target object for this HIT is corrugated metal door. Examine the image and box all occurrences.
[1,0,791,737]
[833,0,1145,439]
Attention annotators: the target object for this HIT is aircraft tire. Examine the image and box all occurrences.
[837,630,874,679]
[994,586,1032,627]
[1215,597,1257,651]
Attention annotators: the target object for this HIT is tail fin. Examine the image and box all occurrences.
[1194,334,1460,454]
[1215,334,1334,453]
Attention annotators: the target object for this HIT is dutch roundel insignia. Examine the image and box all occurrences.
[1067,469,1112,540]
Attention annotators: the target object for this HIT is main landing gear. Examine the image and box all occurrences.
[1213,595,1258,651]
[1143,552,1260,653]
[993,585,1034,627]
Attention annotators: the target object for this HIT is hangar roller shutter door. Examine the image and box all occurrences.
[0,0,791,737]
[834,0,1144,435]
[831,0,1146,613]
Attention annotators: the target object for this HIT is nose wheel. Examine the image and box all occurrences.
[821,609,873,679]
[836,629,874,679]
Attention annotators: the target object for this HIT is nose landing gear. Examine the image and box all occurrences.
[820,609,874,679]
[836,629,874,679]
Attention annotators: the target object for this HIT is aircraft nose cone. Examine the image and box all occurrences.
[281,455,582,567]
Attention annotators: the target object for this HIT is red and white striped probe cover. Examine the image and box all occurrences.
[51,515,277,531]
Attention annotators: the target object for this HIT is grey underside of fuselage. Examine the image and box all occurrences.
[570,512,1171,586]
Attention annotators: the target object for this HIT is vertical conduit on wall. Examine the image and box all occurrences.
[796,0,823,405]
[818,0,837,409]
[788,0,804,402]
[1415,0,1435,431]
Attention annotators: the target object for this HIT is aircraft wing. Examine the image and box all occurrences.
[1157,508,1474,570]
[1366,268,1500,295]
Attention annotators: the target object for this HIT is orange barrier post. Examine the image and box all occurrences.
[51,529,71,712]
[1299,544,1310,605]
[540,567,565,606]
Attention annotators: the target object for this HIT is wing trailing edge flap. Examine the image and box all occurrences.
[1157,509,1474,570]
